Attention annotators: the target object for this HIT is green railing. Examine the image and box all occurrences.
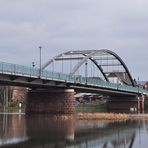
[0,61,148,94]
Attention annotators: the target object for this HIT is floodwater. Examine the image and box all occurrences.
[0,112,148,148]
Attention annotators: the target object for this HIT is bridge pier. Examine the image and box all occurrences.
[26,89,75,114]
[138,95,145,113]
[107,95,145,113]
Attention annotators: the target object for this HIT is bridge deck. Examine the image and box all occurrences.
[0,61,147,95]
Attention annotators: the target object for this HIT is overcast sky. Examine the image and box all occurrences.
[0,0,148,80]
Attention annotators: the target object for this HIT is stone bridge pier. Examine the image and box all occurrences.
[107,95,145,112]
[26,89,75,114]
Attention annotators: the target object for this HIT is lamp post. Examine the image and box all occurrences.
[32,62,35,75]
[39,46,42,77]
[117,77,119,89]
[138,76,139,93]
[85,60,88,84]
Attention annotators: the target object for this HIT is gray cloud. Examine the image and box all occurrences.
[0,0,148,80]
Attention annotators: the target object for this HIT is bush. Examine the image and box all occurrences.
[8,101,19,107]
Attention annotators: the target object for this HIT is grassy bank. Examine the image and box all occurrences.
[76,102,107,113]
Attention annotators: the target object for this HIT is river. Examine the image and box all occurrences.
[0,112,148,148]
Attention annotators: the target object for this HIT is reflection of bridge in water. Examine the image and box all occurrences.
[0,114,145,148]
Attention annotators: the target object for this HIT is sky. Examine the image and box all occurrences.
[0,0,148,80]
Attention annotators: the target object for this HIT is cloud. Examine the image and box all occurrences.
[0,0,148,79]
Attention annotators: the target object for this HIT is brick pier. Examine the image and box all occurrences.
[26,89,75,114]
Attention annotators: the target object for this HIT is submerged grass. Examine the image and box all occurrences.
[77,113,148,121]
[77,113,129,121]
[50,113,129,121]
[50,113,148,121]
[129,114,148,120]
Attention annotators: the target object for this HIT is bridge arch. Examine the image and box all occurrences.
[41,49,135,86]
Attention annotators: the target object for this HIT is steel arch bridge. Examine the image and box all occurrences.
[0,49,147,113]
[42,49,135,87]
[0,49,147,96]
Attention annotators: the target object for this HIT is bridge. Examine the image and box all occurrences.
[0,49,147,113]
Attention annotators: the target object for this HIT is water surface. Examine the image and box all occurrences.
[0,113,148,148]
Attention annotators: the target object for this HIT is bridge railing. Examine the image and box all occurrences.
[0,62,39,77]
[0,61,148,94]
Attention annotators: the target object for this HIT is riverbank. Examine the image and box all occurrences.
[51,113,148,121]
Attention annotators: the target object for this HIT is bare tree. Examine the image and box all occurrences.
[0,86,13,107]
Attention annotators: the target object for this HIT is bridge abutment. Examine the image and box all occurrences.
[107,95,145,112]
[26,89,75,114]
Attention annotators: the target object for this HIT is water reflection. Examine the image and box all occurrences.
[0,113,27,147]
[0,113,148,148]
[26,115,75,142]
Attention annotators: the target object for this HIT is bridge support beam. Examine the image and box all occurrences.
[107,95,145,113]
[26,89,75,114]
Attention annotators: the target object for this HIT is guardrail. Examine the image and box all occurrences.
[0,61,147,94]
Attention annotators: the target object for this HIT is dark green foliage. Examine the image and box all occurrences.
[8,100,18,107]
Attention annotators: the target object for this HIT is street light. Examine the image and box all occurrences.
[32,62,35,68]
[138,76,139,93]
[117,77,119,89]
[39,46,42,77]
[85,60,88,84]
